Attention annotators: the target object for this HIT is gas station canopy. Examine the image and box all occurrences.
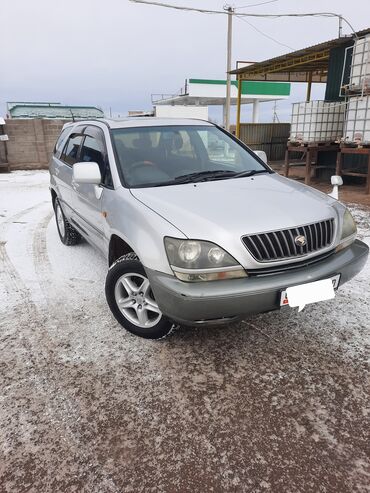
[152,78,290,106]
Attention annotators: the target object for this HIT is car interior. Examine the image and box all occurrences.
[114,130,205,185]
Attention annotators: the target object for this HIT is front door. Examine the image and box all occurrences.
[56,131,84,219]
[72,125,112,253]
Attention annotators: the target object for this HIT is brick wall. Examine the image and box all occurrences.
[3,119,69,170]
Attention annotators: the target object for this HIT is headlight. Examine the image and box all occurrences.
[336,209,357,252]
[208,246,225,264]
[164,237,247,282]
[178,241,201,263]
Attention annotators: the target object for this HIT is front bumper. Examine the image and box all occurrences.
[146,240,369,325]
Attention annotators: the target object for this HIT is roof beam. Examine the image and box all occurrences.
[239,49,330,79]
[240,71,327,83]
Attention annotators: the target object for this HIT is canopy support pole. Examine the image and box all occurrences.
[236,76,242,138]
[252,100,260,123]
[306,72,313,102]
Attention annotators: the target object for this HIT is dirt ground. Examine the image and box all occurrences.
[0,171,369,493]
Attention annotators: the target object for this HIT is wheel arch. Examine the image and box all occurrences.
[108,234,136,266]
[50,188,57,209]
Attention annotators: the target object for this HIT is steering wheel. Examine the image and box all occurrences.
[130,160,157,171]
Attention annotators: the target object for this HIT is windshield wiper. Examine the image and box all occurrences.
[138,168,270,188]
[232,169,270,178]
[173,170,237,183]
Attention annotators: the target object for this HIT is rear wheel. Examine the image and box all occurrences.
[54,198,81,246]
[105,253,177,339]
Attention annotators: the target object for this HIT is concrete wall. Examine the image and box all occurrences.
[3,119,69,170]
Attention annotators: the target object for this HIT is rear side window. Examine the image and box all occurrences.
[61,134,83,165]
[54,128,70,158]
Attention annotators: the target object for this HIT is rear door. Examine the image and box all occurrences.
[72,125,112,252]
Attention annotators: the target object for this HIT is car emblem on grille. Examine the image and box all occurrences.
[295,235,307,247]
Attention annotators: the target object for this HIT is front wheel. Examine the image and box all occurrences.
[105,253,177,339]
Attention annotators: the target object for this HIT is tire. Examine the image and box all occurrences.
[105,253,177,339]
[54,198,81,246]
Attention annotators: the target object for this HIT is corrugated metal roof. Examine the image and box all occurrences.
[231,28,370,77]
[8,102,104,119]
[105,117,213,129]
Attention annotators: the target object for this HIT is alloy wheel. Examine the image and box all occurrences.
[114,273,162,328]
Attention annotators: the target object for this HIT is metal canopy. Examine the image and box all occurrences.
[152,79,290,106]
[153,94,281,106]
[231,28,370,83]
[233,28,370,137]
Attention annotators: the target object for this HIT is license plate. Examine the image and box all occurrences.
[280,274,341,309]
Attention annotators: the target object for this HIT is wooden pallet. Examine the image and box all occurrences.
[288,141,339,148]
[341,85,370,96]
[285,143,340,186]
[341,141,370,149]
[336,146,370,194]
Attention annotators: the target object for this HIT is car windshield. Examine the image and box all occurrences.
[112,125,269,188]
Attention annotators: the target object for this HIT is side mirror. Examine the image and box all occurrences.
[328,175,343,200]
[73,162,101,185]
[254,150,268,164]
[331,175,343,186]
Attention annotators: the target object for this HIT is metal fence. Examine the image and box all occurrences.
[231,123,290,161]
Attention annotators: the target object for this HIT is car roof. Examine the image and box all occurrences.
[64,117,214,130]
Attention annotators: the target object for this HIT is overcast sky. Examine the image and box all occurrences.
[1,0,370,124]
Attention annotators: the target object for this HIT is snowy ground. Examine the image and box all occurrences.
[0,171,369,492]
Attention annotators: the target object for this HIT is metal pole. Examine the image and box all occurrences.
[236,76,242,138]
[306,71,313,102]
[252,100,260,123]
[338,15,343,37]
[224,6,233,130]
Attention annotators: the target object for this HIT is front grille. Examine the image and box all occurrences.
[242,219,335,262]
[248,249,335,276]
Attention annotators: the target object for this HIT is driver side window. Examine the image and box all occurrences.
[61,134,83,166]
[80,127,113,188]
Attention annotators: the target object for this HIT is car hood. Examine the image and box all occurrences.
[130,174,338,242]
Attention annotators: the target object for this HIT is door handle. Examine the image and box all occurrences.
[94,185,103,200]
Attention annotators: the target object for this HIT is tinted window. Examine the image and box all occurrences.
[198,129,244,167]
[62,134,83,165]
[80,135,104,168]
[112,125,266,188]
[80,127,112,187]
[54,128,70,158]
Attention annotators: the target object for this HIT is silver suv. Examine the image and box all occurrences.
[49,118,368,339]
